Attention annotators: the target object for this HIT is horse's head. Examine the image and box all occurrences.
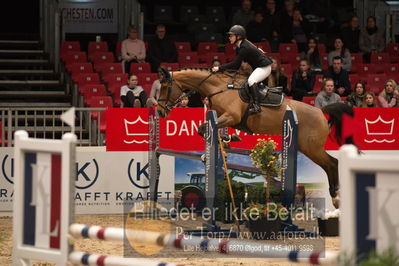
[156,68,184,118]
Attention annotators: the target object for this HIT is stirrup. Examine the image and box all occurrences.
[249,103,261,113]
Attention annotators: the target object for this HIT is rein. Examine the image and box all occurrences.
[157,71,214,112]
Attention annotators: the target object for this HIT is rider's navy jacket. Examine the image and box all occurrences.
[219,39,272,71]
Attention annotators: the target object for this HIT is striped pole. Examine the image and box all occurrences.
[69,252,184,266]
[70,224,338,265]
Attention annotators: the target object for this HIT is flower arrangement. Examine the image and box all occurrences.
[249,138,281,177]
[249,138,282,202]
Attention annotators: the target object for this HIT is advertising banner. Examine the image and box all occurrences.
[0,148,174,214]
[59,0,118,33]
[106,107,399,151]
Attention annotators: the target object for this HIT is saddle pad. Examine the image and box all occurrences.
[238,85,284,107]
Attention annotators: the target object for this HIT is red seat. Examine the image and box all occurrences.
[302,96,316,106]
[383,64,399,75]
[175,42,191,52]
[67,62,93,75]
[179,63,207,68]
[178,52,199,66]
[115,41,122,59]
[387,43,399,63]
[267,53,281,61]
[280,64,293,77]
[107,83,122,106]
[63,51,87,64]
[371,53,390,64]
[129,62,151,74]
[320,53,329,70]
[280,52,301,67]
[253,42,271,53]
[88,96,113,131]
[72,73,100,86]
[313,74,324,94]
[98,63,123,76]
[348,74,360,87]
[89,51,115,64]
[279,43,298,53]
[367,74,387,84]
[160,62,180,71]
[317,43,326,54]
[80,84,107,106]
[198,42,218,62]
[224,43,236,62]
[88,41,109,56]
[202,52,226,65]
[60,41,80,61]
[142,84,152,96]
[102,73,128,86]
[357,64,376,76]
[137,73,158,85]
[350,53,363,73]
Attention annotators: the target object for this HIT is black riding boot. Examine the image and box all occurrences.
[249,83,261,113]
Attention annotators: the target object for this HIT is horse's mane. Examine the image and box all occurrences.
[178,67,210,72]
[176,67,249,78]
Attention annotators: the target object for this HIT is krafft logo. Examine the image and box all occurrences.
[1,154,14,184]
[127,159,149,189]
[75,159,99,189]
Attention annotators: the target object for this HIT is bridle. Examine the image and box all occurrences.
[157,71,213,112]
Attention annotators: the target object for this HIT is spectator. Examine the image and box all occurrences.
[120,74,147,108]
[147,66,166,106]
[328,37,351,71]
[211,58,222,67]
[359,16,385,63]
[341,16,361,53]
[301,37,323,72]
[176,94,189,108]
[346,81,366,107]
[303,0,329,34]
[246,11,272,43]
[324,56,351,96]
[232,0,255,27]
[378,79,399,107]
[291,59,315,101]
[361,91,378,107]
[261,0,281,50]
[314,78,341,108]
[121,25,146,74]
[147,24,178,73]
[281,7,311,52]
[280,0,295,43]
[263,57,289,95]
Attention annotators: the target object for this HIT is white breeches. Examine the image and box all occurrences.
[247,65,272,86]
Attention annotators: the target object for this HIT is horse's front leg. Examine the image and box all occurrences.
[197,112,240,139]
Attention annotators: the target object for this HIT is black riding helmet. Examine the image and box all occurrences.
[227,25,246,40]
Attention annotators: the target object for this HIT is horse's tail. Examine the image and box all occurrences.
[321,102,355,146]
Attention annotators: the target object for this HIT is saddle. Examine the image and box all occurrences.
[236,82,284,107]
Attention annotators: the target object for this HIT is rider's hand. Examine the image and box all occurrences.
[211,66,219,72]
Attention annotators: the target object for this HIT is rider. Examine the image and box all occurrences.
[211,25,272,113]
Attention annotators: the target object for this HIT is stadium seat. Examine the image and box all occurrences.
[129,62,151,75]
[280,53,301,67]
[180,6,199,23]
[302,96,316,106]
[195,32,223,44]
[102,73,128,86]
[202,53,226,65]
[97,63,123,76]
[312,74,324,94]
[267,53,281,61]
[107,82,123,105]
[348,74,360,87]
[279,43,298,53]
[356,64,376,76]
[370,53,390,64]
[224,43,236,62]
[60,41,80,61]
[63,51,87,64]
[88,41,109,55]
[115,41,122,59]
[137,73,158,85]
[253,42,271,53]
[317,43,326,54]
[367,74,387,85]
[383,64,399,76]
[387,43,399,63]
[67,62,93,75]
[89,51,115,64]
[175,42,191,52]
[153,5,174,23]
[178,52,199,67]
[198,42,218,62]
[72,73,100,86]
[320,53,329,70]
[88,96,113,127]
[280,64,293,77]
[142,84,152,96]
[160,62,180,71]
[80,84,107,106]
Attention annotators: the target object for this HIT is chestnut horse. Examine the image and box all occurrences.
[157,68,351,208]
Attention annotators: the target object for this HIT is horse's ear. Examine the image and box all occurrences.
[159,67,171,82]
